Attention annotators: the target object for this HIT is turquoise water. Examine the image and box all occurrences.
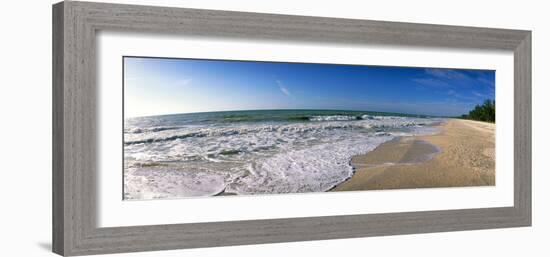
[125,109,429,131]
[124,109,441,200]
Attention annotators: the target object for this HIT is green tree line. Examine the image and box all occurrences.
[460,99,495,122]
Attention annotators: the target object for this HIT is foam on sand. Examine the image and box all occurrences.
[124,113,444,199]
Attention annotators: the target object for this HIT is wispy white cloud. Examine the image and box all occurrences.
[276,80,291,96]
[413,68,496,101]
[447,89,460,97]
[472,91,493,99]
[412,78,450,88]
[425,68,468,80]
[174,78,192,86]
[477,77,495,86]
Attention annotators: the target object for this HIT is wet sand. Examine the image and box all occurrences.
[332,119,495,191]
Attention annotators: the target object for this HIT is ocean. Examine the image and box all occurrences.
[124,109,443,200]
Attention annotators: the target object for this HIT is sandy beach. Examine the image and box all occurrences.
[332,119,495,191]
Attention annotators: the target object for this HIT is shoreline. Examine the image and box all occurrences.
[332,119,495,191]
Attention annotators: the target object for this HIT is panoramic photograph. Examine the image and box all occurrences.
[123,57,496,200]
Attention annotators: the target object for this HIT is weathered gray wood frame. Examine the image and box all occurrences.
[52,1,531,256]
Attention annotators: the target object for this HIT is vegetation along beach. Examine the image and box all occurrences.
[123,56,496,200]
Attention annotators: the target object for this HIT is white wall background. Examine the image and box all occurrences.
[0,0,547,256]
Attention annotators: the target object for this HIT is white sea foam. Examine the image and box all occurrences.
[224,134,393,194]
[123,115,444,199]
[124,167,227,199]
[309,115,358,121]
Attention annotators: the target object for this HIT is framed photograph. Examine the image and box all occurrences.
[52,1,531,256]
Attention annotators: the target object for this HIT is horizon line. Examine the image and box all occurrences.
[124,107,451,120]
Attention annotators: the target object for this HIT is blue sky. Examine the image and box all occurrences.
[124,57,495,118]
